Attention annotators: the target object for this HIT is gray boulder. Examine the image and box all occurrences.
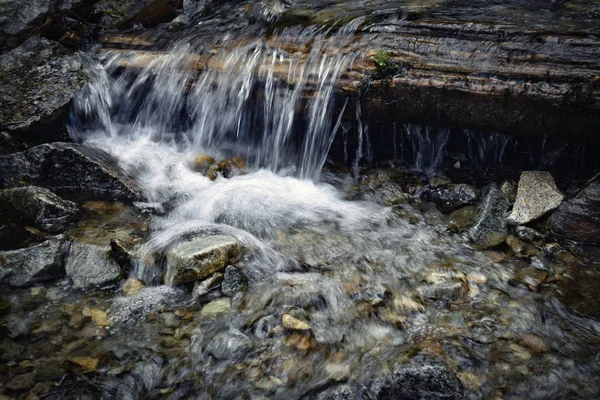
[0,236,67,287]
[0,37,89,140]
[205,329,253,360]
[550,182,600,243]
[423,184,480,214]
[65,242,122,289]
[0,142,141,201]
[507,171,564,225]
[166,235,239,285]
[0,186,80,233]
[468,184,510,248]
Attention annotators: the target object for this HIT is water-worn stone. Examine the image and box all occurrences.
[205,329,253,360]
[314,362,463,399]
[94,0,179,30]
[550,182,600,243]
[122,277,145,296]
[65,242,121,289]
[418,281,464,301]
[0,236,67,287]
[423,184,480,214]
[447,206,476,233]
[200,298,231,318]
[0,186,80,233]
[192,272,223,301]
[166,235,239,285]
[0,37,89,140]
[282,314,312,331]
[221,265,248,297]
[508,171,564,225]
[469,184,510,248]
[0,142,141,201]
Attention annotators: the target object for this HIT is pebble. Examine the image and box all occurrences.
[282,314,311,331]
[122,278,145,296]
[201,298,231,318]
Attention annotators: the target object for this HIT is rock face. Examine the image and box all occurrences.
[550,182,600,243]
[0,37,89,140]
[0,236,67,287]
[423,184,479,214]
[0,186,80,233]
[0,142,141,201]
[507,171,564,225]
[468,184,510,248]
[166,235,240,285]
[314,362,463,400]
[65,242,122,289]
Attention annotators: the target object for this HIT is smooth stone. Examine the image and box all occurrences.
[122,278,145,296]
[423,184,480,213]
[65,242,121,289]
[221,265,248,297]
[469,184,510,248]
[0,186,79,233]
[550,182,600,243]
[109,286,184,325]
[192,272,223,301]
[282,314,312,331]
[201,298,231,318]
[254,315,279,339]
[0,236,67,287]
[417,281,464,301]
[166,235,239,285]
[447,205,476,233]
[205,329,253,360]
[508,171,564,225]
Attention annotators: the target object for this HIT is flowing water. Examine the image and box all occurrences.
[2,2,600,399]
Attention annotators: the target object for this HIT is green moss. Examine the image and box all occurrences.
[370,49,399,77]
[105,0,130,18]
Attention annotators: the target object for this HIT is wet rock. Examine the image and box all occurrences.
[511,267,548,290]
[166,235,239,285]
[205,329,253,360]
[192,272,223,301]
[0,37,88,139]
[68,356,99,373]
[109,286,184,324]
[94,0,179,30]
[418,281,464,301]
[0,186,80,233]
[253,315,279,339]
[468,184,510,248]
[506,235,527,254]
[282,314,312,331]
[423,184,480,214]
[1,314,31,338]
[520,334,548,354]
[200,298,231,318]
[285,331,317,351]
[515,226,545,242]
[122,277,145,296]
[0,236,67,287]
[221,265,248,297]
[508,171,564,225]
[65,242,121,289]
[550,182,600,243]
[109,238,135,273]
[500,180,518,202]
[447,206,476,233]
[5,371,35,391]
[0,143,141,202]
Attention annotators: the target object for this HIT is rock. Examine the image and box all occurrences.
[65,242,121,289]
[423,184,480,213]
[500,180,518,202]
[0,236,67,287]
[94,0,179,30]
[515,226,545,242]
[282,314,312,331]
[468,184,510,248]
[253,315,279,339]
[5,371,35,391]
[0,37,88,140]
[550,182,600,243]
[506,235,527,254]
[285,332,317,351]
[109,286,184,325]
[166,235,239,285]
[83,307,109,327]
[1,314,31,338]
[512,267,548,290]
[315,362,463,399]
[200,298,231,318]
[0,142,141,202]
[109,238,134,272]
[205,329,253,360]
[417,281,464,301]
[447,205,476,233]
[122,278,145,296]
[0,186,79,233]
[68,356,99,373]
[520,334,548,354]
[192,272,223,301]
[221,265,248,297]
[507,171,564,225]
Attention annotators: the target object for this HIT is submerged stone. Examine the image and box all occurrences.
[0,186,80,233]
[550,182,600,243]
[166,235,239,285]
[282,314,312,331]
[447,205,476,233]
[65,242,121,289]
[200,298,231,318]
[508,171,564,225]
[469,184,510,248]
[221,265,248,297]
[0,236,67,287]
[205,329,253,360]
[423,184,480,214]
[192,272,224,301]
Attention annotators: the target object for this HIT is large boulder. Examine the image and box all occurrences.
[507,171,564,225]
[93,0,179,29]
[468,184,510,248]
[0,37,89,141]
[166,235,240,285]
[550,182,600,243]
[0,142,141,201]
[0,186,80,233]
[422,184,480,214]
[65,242,122,289]
[0,236,67,287]
[314,362,463,400]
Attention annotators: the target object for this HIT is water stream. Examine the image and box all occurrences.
[2,3,599,399]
